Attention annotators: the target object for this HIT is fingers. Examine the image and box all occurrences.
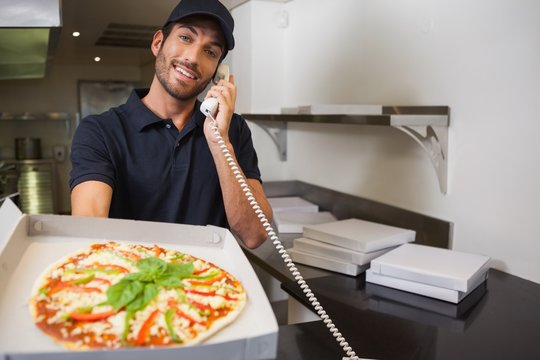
[205,80,236,106]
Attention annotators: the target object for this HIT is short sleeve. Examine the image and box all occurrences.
[69,116,116,191]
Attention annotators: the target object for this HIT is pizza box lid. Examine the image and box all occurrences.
[0,199,278,359]
[293,237,396,266]
[267,196,319,213]
[302,218,415,253]
[369,243,491,292]
[0,198,22,248]
[273,211,337,233]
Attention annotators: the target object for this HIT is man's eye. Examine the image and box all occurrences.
[205,49,218,58]
[179,35,191,42]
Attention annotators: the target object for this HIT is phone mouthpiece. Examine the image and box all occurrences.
[200,98,219,117]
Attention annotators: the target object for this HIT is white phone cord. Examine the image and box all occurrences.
[208,116,360,360]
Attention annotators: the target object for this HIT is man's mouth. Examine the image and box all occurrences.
[174,65,198,80]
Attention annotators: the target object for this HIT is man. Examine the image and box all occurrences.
[69,0,272,249]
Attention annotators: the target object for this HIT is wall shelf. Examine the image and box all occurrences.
[0,112,73,135]
[243,106,450,194]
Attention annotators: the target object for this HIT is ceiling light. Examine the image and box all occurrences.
[94,56,101,62]
[72,31,80,37]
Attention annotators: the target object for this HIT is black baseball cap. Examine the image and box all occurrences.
[164,0,235,52]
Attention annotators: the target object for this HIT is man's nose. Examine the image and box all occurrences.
[182,44,203,64]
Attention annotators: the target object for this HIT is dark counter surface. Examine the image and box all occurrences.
[244,181,540,360]
[278,269,540,360]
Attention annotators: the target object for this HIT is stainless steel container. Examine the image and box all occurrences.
[15,138,42,160]
[17,159,56,214]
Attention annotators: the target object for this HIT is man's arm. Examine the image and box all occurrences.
[71,181,113,217]
[202,75,272,248]
[210,144,273,249]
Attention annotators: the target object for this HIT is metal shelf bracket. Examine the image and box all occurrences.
[250,120,288,161]
[392,124,448,194]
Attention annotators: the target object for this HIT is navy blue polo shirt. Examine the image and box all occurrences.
[69,89,261,228]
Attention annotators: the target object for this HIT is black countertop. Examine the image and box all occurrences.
[278,269,540,360]
[244,181,540,360]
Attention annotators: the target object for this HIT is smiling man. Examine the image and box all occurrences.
[69,0,272,249]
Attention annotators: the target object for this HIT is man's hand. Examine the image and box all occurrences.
[202,74,237,144]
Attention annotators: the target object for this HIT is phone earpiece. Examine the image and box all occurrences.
[200,97,219,117]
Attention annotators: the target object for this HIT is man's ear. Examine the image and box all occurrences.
[151,30,164,56]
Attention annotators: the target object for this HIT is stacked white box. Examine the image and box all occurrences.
[366,243,491,303]
[287,218,415,276]
[303,219,416,253]
[268,196,319,213]
[273,211,337,233]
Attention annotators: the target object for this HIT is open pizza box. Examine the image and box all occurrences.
[0,199,278,359]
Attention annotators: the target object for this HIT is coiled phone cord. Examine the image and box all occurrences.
[207,115,360,360]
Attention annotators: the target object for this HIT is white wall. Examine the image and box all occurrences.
[232,0,540,283]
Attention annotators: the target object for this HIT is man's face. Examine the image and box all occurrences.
[153,16,226,101]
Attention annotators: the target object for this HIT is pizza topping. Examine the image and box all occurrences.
[184,288,238,302]
[65,265,129,276]
[48,285,102,297]
[164,308,182,343]
[30,242,247,349]
[136,309,160,346]
[70,309,116,322]
[106,257,193,313]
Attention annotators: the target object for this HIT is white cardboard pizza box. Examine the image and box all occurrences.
[292,237,396,266]
[267,197,319,213]
[273,211,337,233]
[286,247,368,276]
[369,243,491,292]
[302,218,415,253]
[365,268,488,304]
[0,199,278,360]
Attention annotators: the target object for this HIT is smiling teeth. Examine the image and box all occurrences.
[176,66,195,79]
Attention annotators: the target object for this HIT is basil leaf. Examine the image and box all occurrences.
[155,275,184,288]
[125,283,158,312]
[165,262,194,279]
[143,283,159,304]
[122,272,153,282]
[136,257,168,276]
[106,280,144,310]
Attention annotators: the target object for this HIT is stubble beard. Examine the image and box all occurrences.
[155,50,212,102]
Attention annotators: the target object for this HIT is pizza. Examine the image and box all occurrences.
[28,241,247,349]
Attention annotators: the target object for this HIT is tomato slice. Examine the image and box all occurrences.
[185,289,237,301]
[136,309,160,346]
[167,299,205,326]
[48,285,102,296]
[187,299,213,313]
[186,272,225,285]
[175,308,205,326]
[192,266,210,275]
[70,310,116,322]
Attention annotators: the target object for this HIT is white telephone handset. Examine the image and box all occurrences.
[199,64,359,360]
[200,63,230,117]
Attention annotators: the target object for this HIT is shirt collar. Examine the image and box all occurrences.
[127,89,206,132]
